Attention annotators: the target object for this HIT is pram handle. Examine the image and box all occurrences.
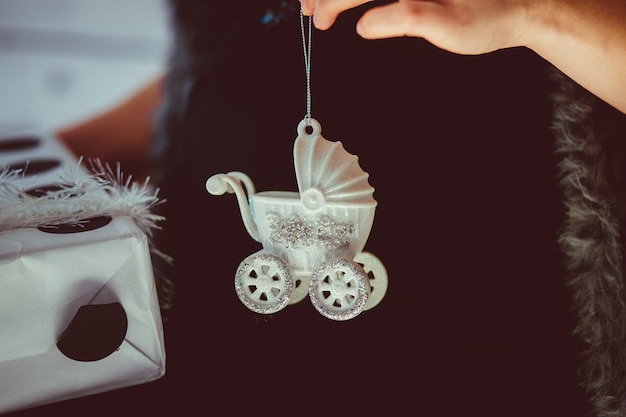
[206,172,260,242]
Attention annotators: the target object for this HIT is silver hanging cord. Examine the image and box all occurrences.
[300,9,312,125]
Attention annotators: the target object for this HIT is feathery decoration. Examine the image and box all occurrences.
[0,159,164,235]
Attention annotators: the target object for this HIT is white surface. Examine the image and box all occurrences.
[0,0,171,131]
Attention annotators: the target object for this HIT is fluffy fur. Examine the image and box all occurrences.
[0,159,164,233]
[551,67,626,416]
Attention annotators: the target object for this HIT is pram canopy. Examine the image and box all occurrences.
[294,119,376,207]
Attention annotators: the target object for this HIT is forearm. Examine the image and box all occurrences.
[57,76,163,161]
[524,0,626,113]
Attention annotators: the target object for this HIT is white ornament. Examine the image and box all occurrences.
[206,118,387,320]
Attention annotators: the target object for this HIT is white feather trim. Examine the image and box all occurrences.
[0,159,164,235]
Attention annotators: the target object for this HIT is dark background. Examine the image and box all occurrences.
[7,2,590,416]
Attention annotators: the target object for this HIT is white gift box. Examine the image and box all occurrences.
[0,216,166,414]
[0,131,166,414]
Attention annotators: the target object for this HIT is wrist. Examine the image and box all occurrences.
[516,0,562,51]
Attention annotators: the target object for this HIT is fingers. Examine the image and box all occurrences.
[299,0,315,16]
[356,2,448,40]
[301,0,450,44]
[303,0,524,56]
[310,0,374,30]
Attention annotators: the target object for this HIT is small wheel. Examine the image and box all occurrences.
[354,252,388,311]
[235,253,293,314]
[309,258,370,321]
[288,274,310,305]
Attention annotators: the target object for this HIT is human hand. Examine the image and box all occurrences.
[300,0,626,114]
[299,0,537,55]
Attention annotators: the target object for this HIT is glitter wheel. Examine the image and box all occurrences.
[354,252,388,311]
[235,253,293,314]
[309,258,370,321]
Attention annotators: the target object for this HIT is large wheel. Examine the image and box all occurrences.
[235,253,293,314]
[309,258,370,321]
[354,252,388,311]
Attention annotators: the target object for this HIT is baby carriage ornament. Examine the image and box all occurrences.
[206,118,388,320]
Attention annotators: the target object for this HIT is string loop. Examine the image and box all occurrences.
[300,9,312,125]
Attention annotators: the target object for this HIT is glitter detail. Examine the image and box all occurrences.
[267,213,354,250]
[235,253,293,314]
[308,258,370,321]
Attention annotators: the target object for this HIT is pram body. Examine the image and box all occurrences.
[206,118,387,320]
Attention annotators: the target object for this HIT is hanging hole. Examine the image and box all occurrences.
[25,183,82,198]
[0,136,40,152]
[8,158,61,176]
[297,117,321,137]
[37,216,112,234]
[25,183,64,197]
[56,303,128,362]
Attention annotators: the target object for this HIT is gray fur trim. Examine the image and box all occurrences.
[551,67,626,416]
